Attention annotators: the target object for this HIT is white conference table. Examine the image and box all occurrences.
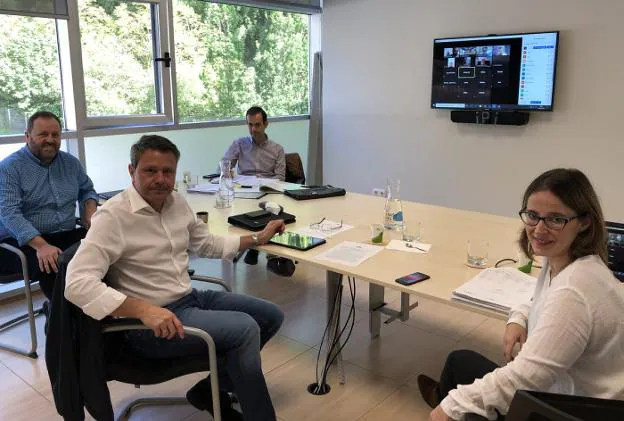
[183,190,524,384]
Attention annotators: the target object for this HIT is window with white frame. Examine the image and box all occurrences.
[172,0,310,123]
[76,0,172,128]
[0,0,317,136]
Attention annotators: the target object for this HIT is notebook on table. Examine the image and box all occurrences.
[228,210,296,231]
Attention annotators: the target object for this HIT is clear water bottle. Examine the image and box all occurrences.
[384,178,404,231]
[215,159,234,208]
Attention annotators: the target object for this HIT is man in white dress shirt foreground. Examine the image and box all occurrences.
[65,135,285,421]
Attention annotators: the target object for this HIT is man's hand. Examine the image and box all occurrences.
[36,243,63,274]
[82,199,98,229]
[503,322,527,362]
[138,304,185,340]
[258,219,286,244]
[429,405,455,421]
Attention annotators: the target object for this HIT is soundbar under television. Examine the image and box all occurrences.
[431,31,559,111]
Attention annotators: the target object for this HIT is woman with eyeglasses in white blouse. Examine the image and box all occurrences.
[418,168,624,421]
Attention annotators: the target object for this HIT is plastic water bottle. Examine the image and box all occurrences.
[215,159,234,208]
[384,178,404,231]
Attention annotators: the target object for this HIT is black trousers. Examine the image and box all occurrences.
[438,349,505,420]
[0,228,87,299]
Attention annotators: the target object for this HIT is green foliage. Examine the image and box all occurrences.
[0,14,62,133]
[0,0,309,133]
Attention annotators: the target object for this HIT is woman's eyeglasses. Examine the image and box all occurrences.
[519,210,584,231]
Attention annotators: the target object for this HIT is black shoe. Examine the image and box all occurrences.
[244,249,259,265]
[267,257,296,277]
[186,378,244,420]
[417,374,441,409]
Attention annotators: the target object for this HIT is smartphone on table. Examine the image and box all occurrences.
[395,272,430,286]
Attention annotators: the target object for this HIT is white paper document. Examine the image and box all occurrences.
[294,221,354,239]
[385,240,432,254]
[187,183,220,193]
[452,267,537,314]
[314,241,384,267]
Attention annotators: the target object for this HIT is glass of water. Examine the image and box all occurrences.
[466,240,489,268]
[402,222,422,243]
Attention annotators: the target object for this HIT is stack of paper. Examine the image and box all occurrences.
[452,267,537,314]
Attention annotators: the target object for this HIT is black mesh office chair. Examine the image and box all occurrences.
[0,241,44,358]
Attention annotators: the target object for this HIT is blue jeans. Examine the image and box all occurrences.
[125,289,284,421]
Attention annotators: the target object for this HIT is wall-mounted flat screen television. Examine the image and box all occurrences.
[431,31,559,111]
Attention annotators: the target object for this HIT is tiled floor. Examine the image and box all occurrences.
[0,255,505,420]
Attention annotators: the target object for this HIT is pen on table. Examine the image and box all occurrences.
[405,242,427,252]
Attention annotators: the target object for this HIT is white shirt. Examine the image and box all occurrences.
[65,185,240,320]
[441,255,624,420]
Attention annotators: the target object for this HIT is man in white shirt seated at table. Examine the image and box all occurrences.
[65,134,286,421]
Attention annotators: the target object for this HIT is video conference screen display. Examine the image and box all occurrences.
[607,222,624,282]
[431,31,559,111]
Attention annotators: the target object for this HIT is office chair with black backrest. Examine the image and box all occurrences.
[0,241,44,358]
[48,243,229,421]
[464,389,624,421]
[284,152,305,184]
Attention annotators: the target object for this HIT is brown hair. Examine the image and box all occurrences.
[130,134,180,167]
[519,168,607,264]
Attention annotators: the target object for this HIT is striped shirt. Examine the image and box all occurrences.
[223,136,286,180]
[0,146,98,246]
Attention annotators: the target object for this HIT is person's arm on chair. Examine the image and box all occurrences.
[65,207,187,341]
[76,162,99,229]
[0,163,62,273]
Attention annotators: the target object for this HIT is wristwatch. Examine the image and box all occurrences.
[251,233,259,246]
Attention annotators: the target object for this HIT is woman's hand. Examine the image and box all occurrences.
[503,322,528,362]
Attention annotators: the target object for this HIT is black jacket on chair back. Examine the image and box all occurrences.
[45,242,115,421]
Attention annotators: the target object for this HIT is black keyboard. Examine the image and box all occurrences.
[284,186,346,201]
[98,189,123,201]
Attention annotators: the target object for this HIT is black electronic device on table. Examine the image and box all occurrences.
[285,185,346,201]
[98,189,124,201]
[606,221,624,282]
[268,232,326,251]
[431,31,559,125]
[228,210,296,231]
[395,272,430,286]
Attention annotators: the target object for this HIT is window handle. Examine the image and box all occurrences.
[155,52,171,68]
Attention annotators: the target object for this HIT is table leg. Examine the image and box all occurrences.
[369,283,385,339]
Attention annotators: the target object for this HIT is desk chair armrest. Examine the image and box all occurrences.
[0,242,29,281]
[190,275,232,292]
[101,319,222,421]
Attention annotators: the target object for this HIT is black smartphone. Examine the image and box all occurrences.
[246,209,270,219]
[395,272,430,286]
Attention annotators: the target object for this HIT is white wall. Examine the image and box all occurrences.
[322,0,624,221]
[85,120,309,192]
